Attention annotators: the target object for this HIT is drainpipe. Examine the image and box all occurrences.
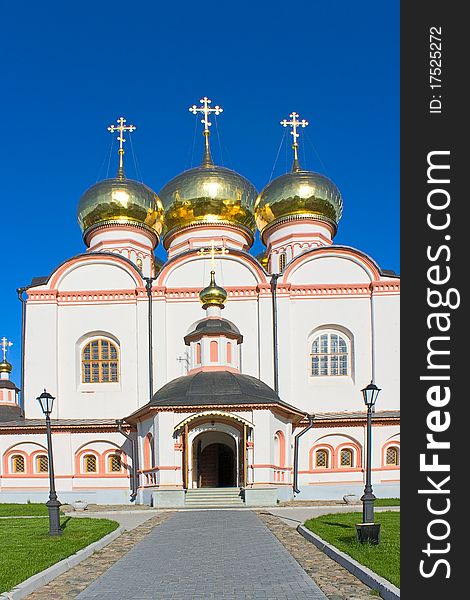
[16,287,28,417]
[270,274,280,395]
[116,419,138,502]
[293,414,315,495]
[143,277,157,401]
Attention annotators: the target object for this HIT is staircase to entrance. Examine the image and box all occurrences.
[185,487,245,508]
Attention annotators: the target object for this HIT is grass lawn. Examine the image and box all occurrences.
[0,516,119,593]
[0,503,50,517]
[374,498,400,507]
[304,511,400,588]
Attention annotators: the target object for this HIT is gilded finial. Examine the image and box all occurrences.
[199,270,228,310]
[107,116,136,179]
[0,337,13,374]
[189,97,223,167]
[280,111,309,172]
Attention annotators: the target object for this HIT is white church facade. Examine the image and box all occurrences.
[0,101,400,506]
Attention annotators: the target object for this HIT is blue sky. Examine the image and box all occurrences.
[0,1,399,373]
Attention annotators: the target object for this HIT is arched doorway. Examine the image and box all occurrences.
[193,431,237,488]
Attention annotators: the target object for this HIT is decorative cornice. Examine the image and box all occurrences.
[26,280,400,304]
[83,220,159,248]
[163,220,254,250]
[261,213,337,244]
[0,421,135,434]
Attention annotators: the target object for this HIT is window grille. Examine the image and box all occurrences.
[109,454,122,472]
[84,454,97,473]
[386,446,399,466]
[82,339,119,383]
[315,449,328,468]
[37,455,48,472]
[340,448,353,467]
[12,455,25,473]
[311,332,349,376]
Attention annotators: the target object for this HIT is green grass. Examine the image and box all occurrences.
[0,517,119,593]
[0,503,50,517]
[304,511,400,588]
[374,498,400,507]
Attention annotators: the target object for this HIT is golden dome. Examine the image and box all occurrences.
[159,146,257,247]
[254,168,343,237]
[0,360,12,374]
[77,175,164,242]
[199,271,228,309]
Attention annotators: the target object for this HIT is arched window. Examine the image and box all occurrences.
[144,433,154,469]
[84,454,97,473]
[82,339,119,383]
[196,343,201,365]
[274,431,285,468]
[340,448,354,467]
[108,453,122,472]
[315,449,329,468]
[386,446,399,466]
[311,331,349,376]
[36,455,49,473]
[210,340,218,362]
[279,252,287,272]
[12,454,25,473]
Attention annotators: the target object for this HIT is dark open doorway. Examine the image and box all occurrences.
[198,442,235,487]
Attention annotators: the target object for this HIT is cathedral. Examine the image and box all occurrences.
[0,99,400,507]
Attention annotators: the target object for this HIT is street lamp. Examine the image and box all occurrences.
[37,389,62,536]
[356,381,381,544]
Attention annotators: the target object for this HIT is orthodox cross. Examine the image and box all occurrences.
[280,111,309,164]
[177,353,190,374]
[1,337,13,362]
[198,240,229,272]
[189,97,223,135]
[107,116,136,176]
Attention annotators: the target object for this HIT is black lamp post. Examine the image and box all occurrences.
[37,389,62,536]
[356,381,381,544]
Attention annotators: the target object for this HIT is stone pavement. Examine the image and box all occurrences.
[75,510,328,600]
[258,512,376,600]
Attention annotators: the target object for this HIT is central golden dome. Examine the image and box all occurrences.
[159,143,257,247]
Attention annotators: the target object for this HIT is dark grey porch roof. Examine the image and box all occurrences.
[149,371,301,414]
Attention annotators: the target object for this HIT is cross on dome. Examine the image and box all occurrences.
[1,337,13,362]
[280,111,309,171]
[107,116,136,179]
[189,97,223,166]
[189,97,223,134]
[198,240,229,273]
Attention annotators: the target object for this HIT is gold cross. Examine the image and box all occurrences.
[1,337,12,362]
[280,112,309,163]
[189,97,223,135]
[198,240,229,272]
[107,117,136,176]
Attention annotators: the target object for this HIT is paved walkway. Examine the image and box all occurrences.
[75,510,327,600]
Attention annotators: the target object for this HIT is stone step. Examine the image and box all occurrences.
[187,501,242,504]
[185,488,245,506]
[186,489,240,496]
